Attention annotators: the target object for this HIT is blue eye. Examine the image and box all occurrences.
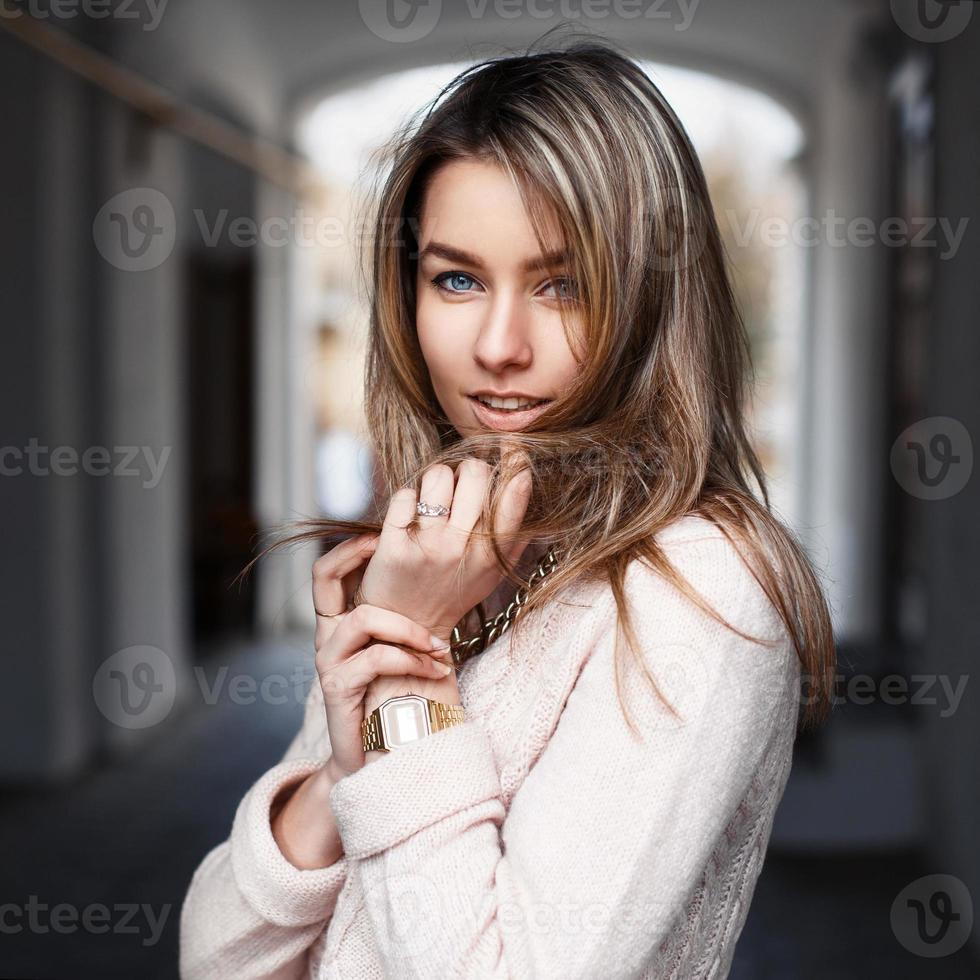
[431,272,478,294]
[544,277,579,300]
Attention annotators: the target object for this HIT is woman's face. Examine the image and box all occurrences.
[414,158,584,437]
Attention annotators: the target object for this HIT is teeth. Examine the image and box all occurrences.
[476,395,545,410]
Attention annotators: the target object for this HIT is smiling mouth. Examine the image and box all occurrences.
[467,395,554,430]
[470,395,550,411]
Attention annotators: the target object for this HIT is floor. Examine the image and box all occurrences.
[0,634,976,979]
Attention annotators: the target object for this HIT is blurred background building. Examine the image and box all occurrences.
[0,0,977,976]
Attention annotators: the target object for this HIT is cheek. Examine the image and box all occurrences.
[416,306,462,394]
[415,294,438,373]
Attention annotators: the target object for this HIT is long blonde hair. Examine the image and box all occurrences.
[243,34,836,736]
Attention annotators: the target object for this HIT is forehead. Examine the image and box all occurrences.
[416,158,565,262]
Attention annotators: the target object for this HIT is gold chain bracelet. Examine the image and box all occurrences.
[449,545,561,668]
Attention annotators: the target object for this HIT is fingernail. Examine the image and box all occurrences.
[434,661,453,674]
[430,634,450,650]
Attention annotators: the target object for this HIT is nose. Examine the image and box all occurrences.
[472,290,533,373]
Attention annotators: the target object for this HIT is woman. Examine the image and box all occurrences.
[179,36,835,980]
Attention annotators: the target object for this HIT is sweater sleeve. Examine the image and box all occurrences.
[327,534,801,979]
[179,677,349,980]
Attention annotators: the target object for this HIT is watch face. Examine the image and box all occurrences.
[379,695,431,748]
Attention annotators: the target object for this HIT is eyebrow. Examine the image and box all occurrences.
[417,241,570,273]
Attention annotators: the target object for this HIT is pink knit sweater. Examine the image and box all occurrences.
[179,515,802,979]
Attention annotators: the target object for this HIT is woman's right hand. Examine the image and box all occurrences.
[312,533,452,782]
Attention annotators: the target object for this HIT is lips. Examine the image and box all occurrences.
[468,395,553,431]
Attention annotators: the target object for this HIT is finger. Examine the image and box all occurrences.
[447,457,492,534]
[320,604,446,669]
[498,434,522,472]
[312,533,379,617]
[382,485,418,534]
[320,644,453,702]
[495,451,534,566]
[416,464,454,522]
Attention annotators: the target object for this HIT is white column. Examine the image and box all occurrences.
[253,181,320,635]
[802,24,890,643]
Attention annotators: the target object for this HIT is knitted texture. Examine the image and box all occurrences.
[179,515,802,979]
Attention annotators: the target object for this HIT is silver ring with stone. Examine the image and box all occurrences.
[416,500,450,517]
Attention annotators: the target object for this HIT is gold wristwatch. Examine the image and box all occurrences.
[361,693,466,752]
